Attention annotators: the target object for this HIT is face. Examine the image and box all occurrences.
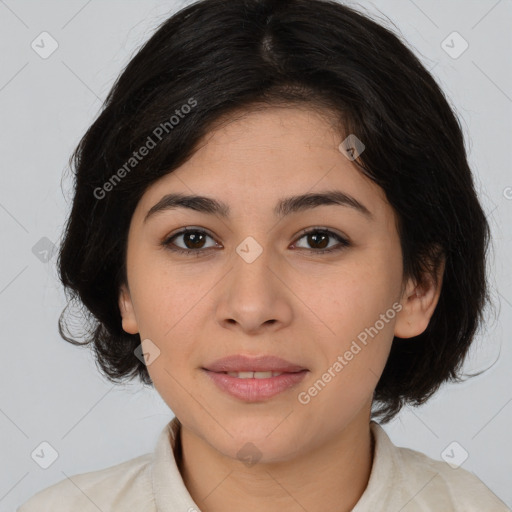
[119,105,442,463]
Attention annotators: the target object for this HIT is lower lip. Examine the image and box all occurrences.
[203,369,309,402]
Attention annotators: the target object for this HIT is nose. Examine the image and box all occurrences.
[215,240,293,335]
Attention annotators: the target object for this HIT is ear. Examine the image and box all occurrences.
[118,283,139,334]
[394,254,446,339]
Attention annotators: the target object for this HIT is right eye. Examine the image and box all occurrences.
[161,228,220,256]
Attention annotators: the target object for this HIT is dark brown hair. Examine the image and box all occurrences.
[57,0,493,423]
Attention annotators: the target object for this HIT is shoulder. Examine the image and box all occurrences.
[398,445,509,510]
[17,452,155,512]
[371,423,510,511]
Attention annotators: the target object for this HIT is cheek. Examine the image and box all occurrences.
[308,257,399,383]
[138,301,202,414]
[312,262,396,333]
[129,253,209,338]
[307,314,394,419]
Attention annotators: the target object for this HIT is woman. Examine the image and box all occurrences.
[18,0,509,510]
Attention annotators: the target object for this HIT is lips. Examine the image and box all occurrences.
[203,355,307,373]
[202,355,309,401]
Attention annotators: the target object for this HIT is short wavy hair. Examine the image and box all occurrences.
[57,0,493,424]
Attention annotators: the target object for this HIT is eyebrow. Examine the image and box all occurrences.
[143,190,374,223]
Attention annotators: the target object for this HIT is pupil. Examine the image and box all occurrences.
[310,232,328,249]
[186,232,204,249]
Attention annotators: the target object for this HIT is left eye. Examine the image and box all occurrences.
[162,227,350,255]
[293,228,350,253]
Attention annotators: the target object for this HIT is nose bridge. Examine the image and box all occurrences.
[231,234,275,296]
[215,233,292,331]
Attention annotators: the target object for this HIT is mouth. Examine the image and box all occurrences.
[203,354,307,373]
[220,371,291,378]
[202,355,309,401]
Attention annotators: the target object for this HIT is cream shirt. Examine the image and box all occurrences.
[17,417,510,511]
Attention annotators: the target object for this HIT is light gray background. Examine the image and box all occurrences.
[1,0,511,510]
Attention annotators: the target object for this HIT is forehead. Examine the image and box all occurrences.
[189,105,347,170]
[134,106,393,224]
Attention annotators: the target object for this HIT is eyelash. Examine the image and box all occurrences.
[161,227,351,256]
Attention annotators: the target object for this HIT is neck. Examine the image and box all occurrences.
[176,415,374,512]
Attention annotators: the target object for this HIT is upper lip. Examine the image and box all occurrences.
[203,355,307,373]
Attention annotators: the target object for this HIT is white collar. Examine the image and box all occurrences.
[150,416,395,511]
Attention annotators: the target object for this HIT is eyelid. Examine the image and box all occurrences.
[165,225,217,241]
[294,226,348,242]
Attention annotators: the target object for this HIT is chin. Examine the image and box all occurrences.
[206,415,307,464]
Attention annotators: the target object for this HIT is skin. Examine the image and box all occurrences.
[118,105,444,512]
